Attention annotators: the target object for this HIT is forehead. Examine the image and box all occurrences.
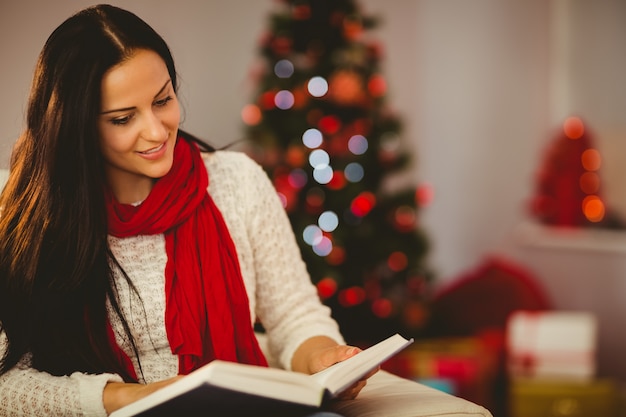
[100,49,170,108]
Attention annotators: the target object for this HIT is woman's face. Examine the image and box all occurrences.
[98,48,180,204]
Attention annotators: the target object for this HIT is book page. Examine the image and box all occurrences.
[310,333,413,396]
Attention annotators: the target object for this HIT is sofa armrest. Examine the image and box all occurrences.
[254,331,493,416]
[328,370,494,417]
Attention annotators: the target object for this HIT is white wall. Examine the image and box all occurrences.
[0,0,272,160]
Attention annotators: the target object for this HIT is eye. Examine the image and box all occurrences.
[110,114,133,126]
[155,96,173,107]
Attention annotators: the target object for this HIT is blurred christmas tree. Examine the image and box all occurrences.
[530,116,623,229]
[242,0,431,344]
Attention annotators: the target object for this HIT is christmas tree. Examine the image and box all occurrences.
[242,0,431,344]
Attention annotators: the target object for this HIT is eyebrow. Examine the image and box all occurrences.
[100,79,172,115]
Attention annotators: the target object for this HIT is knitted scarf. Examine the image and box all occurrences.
[106,136,267,377]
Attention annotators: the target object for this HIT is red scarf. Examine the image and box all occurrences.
[106,137,267,377]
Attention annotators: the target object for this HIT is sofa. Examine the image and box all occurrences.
[0,168,493,417]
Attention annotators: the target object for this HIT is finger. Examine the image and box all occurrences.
[316,345,361,372]
[336,379,367,400]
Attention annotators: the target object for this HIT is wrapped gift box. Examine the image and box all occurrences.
[509,378,619,417]
[507,311,597,380]
[382,336,500,410]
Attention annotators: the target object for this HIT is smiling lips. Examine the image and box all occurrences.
[137,142,166,159]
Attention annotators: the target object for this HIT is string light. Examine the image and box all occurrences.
[582,195,605,223]
[302,128,323,149]
[318,211,339,232]
[581,148,601,171]
[274,59,294,78]
[312,236,333,256]
[563,116,584,140]
[371,298,393,318]
[307,76,328,97]
[348,134,368,155]
[344,162,364,183]
[350,192,376,217]
[387,251,408,272]
[309,149,330,168]
[287,169,308,189]
[241,104,261,126]
[338,286,366,307]
[316,277,337,299]
[303,224,323,246]
[313,166,333,185]
[367,74,387,97]
[274,90,295,109]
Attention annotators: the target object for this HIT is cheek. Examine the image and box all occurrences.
[164,100,181,128]
[98,128,137,158]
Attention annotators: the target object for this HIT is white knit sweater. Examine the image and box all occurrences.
[0,151,344,416]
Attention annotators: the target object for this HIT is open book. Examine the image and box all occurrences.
[110,333,413,417]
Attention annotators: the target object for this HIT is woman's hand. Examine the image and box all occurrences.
[103,375,183,415]
[291,336,379,400]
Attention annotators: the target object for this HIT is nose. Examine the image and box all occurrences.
[141,109,168,143]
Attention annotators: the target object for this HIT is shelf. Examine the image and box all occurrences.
[514,221,626,254]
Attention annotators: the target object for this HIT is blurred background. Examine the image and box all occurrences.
[1,1,625,415]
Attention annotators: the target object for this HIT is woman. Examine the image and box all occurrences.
[0,5,368,416]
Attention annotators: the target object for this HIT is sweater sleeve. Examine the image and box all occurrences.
[0,330,123,417]
[207,152,345,370]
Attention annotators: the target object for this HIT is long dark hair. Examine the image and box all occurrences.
[0,4,196,381]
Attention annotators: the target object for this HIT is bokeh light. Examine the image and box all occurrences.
[241,104,261,126]
[303,224,323,246]
[274,90,295,110]
[581,148,601,171]
[313,165,334,185]
[306,187,325,209]
[338,286,366,307]
[371,298,393,318]
[394,205,416,230]
[579,172,600,195]
[302,128,323,149]
[564,116,585,140]
[387,251,408,272]
[344,162,364,183]
[318,211,339,232]
[309,149,330,168]
[274,59,294,78]
[312,236,333,256]
[350,192,376,217]
[416,182,434,207]
[327,171,346,190]
[316,277,337,299]
[308,76,328,97]
[367,74,387,97]
[288,169,308,189]
[582,195,605,222]
[348,134,368,155]
[318,115,341,134]
[326,246,346,265]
